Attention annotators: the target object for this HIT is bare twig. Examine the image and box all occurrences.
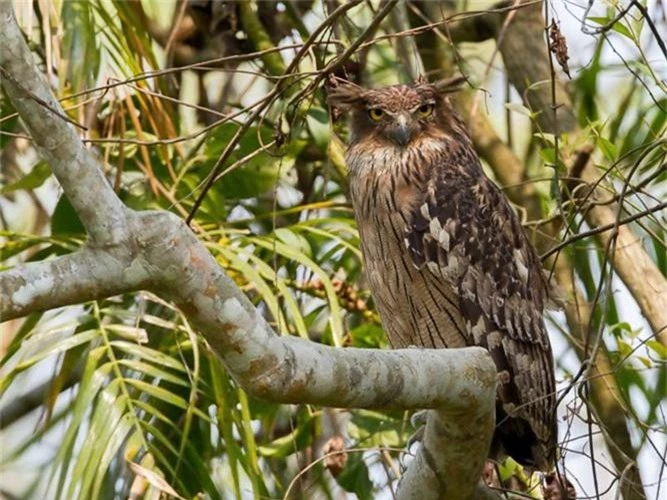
[185,0,369,224]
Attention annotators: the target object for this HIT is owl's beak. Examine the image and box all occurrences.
[390,114,414,146]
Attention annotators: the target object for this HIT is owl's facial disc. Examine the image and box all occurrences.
[365,105,417,146]
[349,84,445,147]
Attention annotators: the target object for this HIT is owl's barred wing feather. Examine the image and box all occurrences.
[404,157,557,470]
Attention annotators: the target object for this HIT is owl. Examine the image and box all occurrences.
[329,77,557,471]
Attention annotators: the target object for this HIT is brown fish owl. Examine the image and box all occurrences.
[329,78,557,471]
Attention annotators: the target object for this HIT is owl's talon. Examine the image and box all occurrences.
[410,409,429,429]
[398,411,427,474]
[407,410,428,450]
[407,425,424,450]
[398,451,409,474]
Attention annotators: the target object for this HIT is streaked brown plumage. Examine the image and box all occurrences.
[330,78,557,471]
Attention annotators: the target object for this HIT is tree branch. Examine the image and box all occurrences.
[0,4,499,498]
[397,409,495,500]
[0,4,127,245]
[577,166,667,345]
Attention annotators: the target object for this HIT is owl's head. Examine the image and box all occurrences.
[328,76,466,147]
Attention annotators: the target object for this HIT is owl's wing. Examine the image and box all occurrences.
[404,163,556,469]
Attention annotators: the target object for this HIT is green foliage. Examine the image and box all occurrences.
[335,452,374,499]
[0,161,51,194]
[62,1,100,92]
[51,196,86,236]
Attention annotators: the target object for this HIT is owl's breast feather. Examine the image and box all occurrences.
[346,139,449,219]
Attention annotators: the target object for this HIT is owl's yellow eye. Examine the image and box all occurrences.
[417,103,434,118]
[368,108,384,121]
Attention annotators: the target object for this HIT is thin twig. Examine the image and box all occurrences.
[541,200,666,260]
[0,64,87,130]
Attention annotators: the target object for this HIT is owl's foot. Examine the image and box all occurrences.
[399,410,429,473]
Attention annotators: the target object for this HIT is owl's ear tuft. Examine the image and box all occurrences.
[327,79,366,107]
[432,75,468,94]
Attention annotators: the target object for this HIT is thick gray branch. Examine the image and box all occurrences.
[0,245,150,318]
[0,4,502,498]
[0,3,127,244]
[1,209,499,498]
[398,409,496,500]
